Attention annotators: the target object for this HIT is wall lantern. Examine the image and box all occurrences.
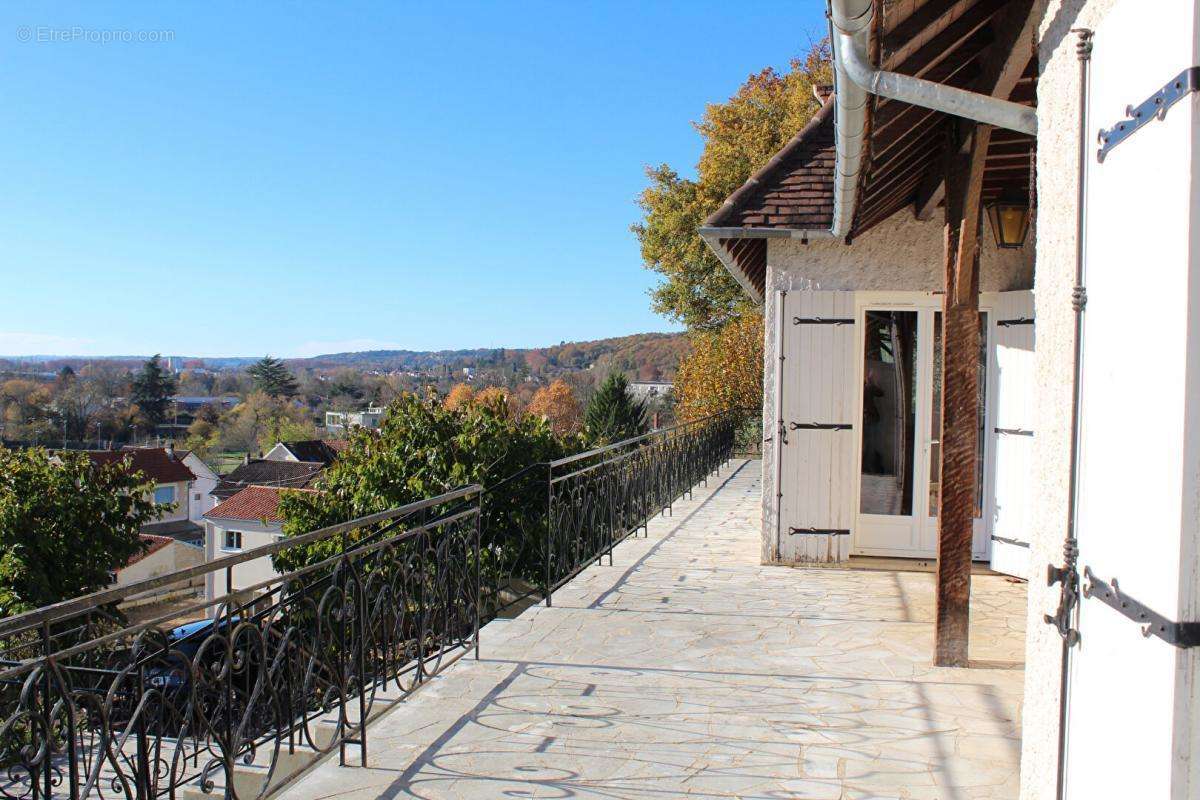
[984,191,1032,249]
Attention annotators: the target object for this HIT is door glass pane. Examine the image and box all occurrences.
[929,312,988,518]
[860,310,918,515]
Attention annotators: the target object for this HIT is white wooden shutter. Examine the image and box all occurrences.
[1063,3,1200,797]
[777,290,856,563]
[989,290,1035,578]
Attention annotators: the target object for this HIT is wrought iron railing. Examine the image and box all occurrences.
[544,410,743,600]
[0,407,750,800]
[0,487,482,800]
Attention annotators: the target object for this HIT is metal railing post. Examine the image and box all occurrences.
[544,463,553,607]
[474,491,482,660]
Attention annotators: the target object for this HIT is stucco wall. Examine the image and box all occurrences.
[758,211,1034,564]
[1020,3,1118,799]
[204,519,284,614]
[117,540,203,586]
[767,211,1034,293]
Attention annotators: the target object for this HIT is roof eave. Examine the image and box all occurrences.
[698,230,766,306]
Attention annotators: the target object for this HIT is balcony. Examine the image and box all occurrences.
[281,460,1026,800]
[0,415,1025,800]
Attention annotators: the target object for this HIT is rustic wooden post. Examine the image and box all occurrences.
[936,122,991,667]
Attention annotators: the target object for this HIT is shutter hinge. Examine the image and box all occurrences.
[1082,568,1200,648]
[789,422,852,431]
[789,527,850,536]
[793,316,855,326]
[1098,66,1200,162]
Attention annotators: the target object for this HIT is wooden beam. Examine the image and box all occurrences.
[934,0,1042,668]
[914,168,945,221]
[936,122,990,668]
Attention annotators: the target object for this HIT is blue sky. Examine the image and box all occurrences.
[0,1,828,358]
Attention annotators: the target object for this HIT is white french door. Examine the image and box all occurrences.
[852,294,991,559]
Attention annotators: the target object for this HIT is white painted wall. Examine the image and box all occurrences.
[181,452,218,522]
[149,480,190,525]
[768,210,1034,293]
[203,517,284,614]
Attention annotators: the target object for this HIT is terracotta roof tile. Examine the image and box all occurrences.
[85,448,195,484]
[205,485,315,523]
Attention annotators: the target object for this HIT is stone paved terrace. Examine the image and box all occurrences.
[282,459,1027,800]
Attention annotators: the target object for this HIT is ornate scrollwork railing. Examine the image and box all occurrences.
[0,486,483,800]
[544,409,745,599]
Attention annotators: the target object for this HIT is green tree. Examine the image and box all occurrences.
[633,43,832,330]
[584,373,648,444]
[0,447,159,615]
[274,393,572,573]
[248,356,299,398]
[130,354,177,428]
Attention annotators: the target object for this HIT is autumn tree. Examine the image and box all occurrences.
[443,383,476,412]
[474,387,511,418]
[0,447,158,615]
[212,391,316,454]
[674,312,764,421]
[634,42,831,330]
[527,379,582,435]
[131,354,177,428]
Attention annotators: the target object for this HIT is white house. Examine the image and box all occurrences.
[83,445,201,541]
[202,485,299,614]
[706,1,1199,796]
[627,380,673,403]
[324,406,384,433]
[178,448,219,523]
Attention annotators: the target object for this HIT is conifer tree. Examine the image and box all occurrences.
[584,373,648,444]
[131,354,177,428]
[248,355,299,397]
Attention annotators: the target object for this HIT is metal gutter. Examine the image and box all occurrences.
[703,0,1042,292]
[827,0,1037,239]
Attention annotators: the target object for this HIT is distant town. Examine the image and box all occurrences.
[0,331,684,465]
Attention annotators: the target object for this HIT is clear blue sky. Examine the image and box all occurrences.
[0,1,828,358]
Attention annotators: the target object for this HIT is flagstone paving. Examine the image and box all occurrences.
[281,458,1026,800]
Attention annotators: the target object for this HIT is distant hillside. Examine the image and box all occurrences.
[291,332,689,380]
[0,332,691,381]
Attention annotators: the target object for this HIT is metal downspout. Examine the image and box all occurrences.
[826,0,1038,240]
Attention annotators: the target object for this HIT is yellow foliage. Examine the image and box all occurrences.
[527,379,582,435]
[443,383,475,412]
[674,313,763,421]
[474,386,511,418]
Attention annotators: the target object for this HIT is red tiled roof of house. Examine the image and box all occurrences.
[121,534,174,570]
[86,448,195,484]
[205,485,315,523]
